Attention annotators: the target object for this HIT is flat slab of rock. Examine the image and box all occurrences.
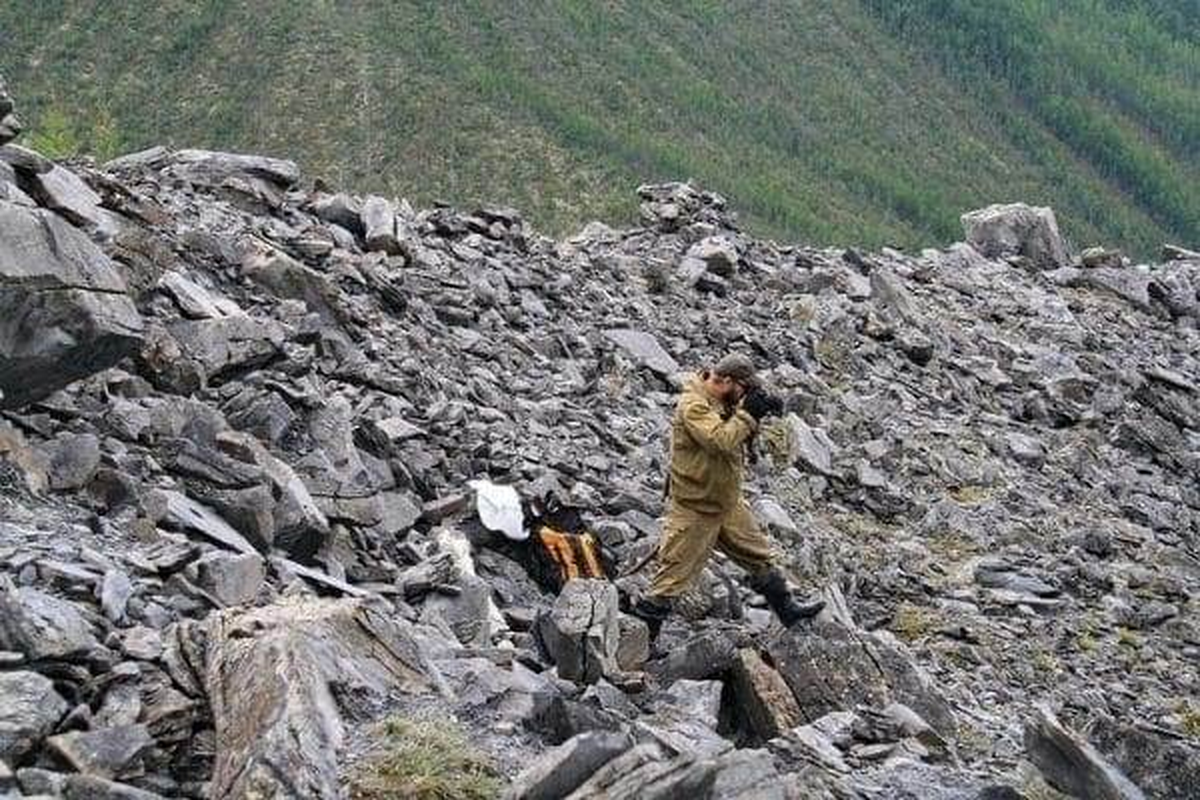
[767,593,955,739]
[18,163,117,235]
[203,598,433,800]
[603,329,680,378]
[0,670,68,760]
[1025,705,1146,800]
[962,203,1069,270]
[0,578,98,661]
[0,200,143,408]
[504,730,634,800]
[539,579,620,684]
[46,725,153,779]
[155,490,258,556]
[158,271,238,320]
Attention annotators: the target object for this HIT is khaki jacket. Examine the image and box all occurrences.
[668,376,756,515]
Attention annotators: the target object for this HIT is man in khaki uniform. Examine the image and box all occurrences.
[632,354,824,640]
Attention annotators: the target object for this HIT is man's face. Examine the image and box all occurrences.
[707,373,745,403]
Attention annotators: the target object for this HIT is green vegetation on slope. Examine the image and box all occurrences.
[1,1,1196,256]
[862,0,1200,252]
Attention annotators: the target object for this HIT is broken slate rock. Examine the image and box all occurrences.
[504,730,634,800]
[539,579,620,684]
[0,670,68,760]
[961,203,1069,270]
[18,163,116,235]
[0,579,98,660]
[46,725,154,779]
[603,329,680,378]
[768,618,956,739]
[192,551,265,607]
[155,490,258,556]
[0,201,144,409]
[1024,705,1146,800]
[727,647,803,741]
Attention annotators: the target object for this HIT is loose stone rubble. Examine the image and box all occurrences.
[0,76,1198,798]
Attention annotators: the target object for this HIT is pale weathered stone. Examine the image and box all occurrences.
[46,725,154,779]
[539,579,620,684]
[0,201,143,408]
[0,671,68,760]
[962,203,1069,270]
[0,579,98,660]
[1025,705,1146,800]
[504,730,634,800]
[204,599,433,800]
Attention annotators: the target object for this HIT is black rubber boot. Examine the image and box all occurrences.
[630,595,673,642]
[749,569,825,627]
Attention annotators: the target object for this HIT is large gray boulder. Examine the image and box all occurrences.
[539,579,621,684]
[1090,716,1200,800]
[1025,705,1146,800]
[504,730,634,800]
[961,203,1069,270]
[0,200,143,408]
[0,578,98,661]
[767,588,956,739]
[203,598,434,800]
[0,671,68,761]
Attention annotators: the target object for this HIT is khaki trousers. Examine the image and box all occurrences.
[648,499,777,598]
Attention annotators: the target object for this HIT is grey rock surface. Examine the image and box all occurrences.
[0,99,1196,798]
[504,730,634,800]
[0,671,67,761]
[0,201,143,408]
[962,202,1069,269]
[540,579,620,684]
[1025,705,1146,800]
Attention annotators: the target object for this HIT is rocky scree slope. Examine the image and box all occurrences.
[0,77,1199,799]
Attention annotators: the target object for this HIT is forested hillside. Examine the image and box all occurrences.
[2,0,1197,255]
